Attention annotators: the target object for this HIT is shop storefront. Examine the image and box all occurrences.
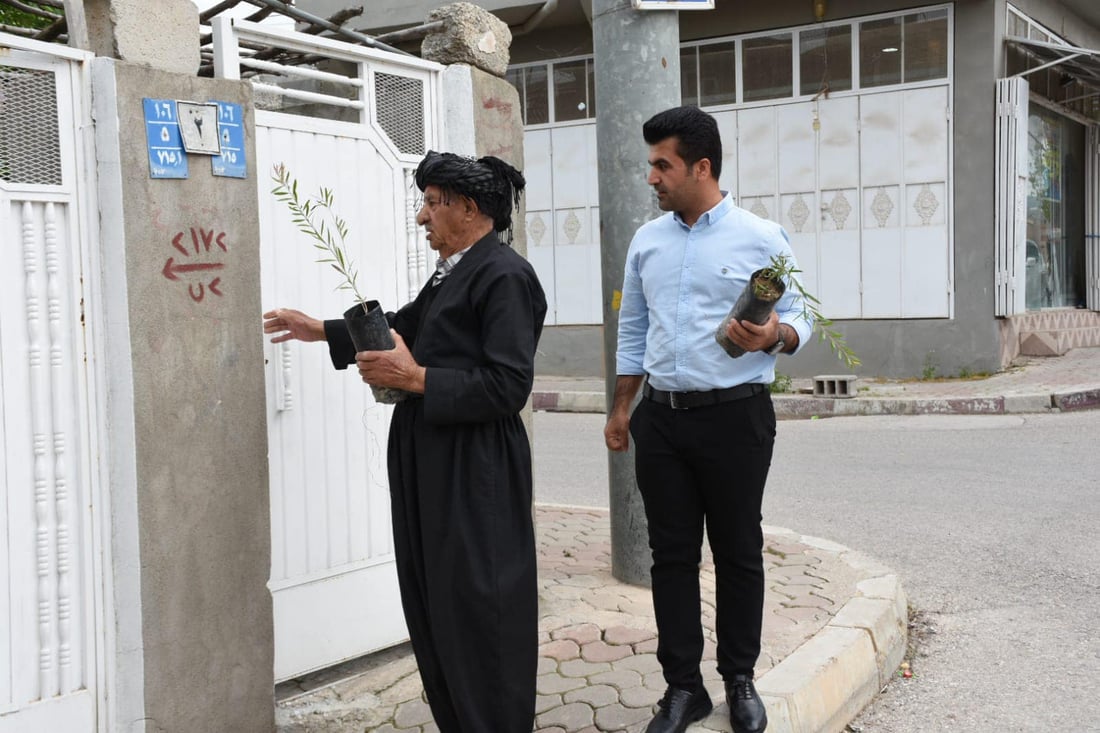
[1005,5,1098,314]
[508,5,954,327]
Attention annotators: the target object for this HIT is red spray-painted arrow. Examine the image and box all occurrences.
[163,258,225,281]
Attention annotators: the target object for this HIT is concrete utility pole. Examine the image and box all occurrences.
[593,0,680,585]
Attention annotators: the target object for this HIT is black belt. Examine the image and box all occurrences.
[643,381,767,410]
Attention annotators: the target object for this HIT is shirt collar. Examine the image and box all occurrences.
[672,191,734,230]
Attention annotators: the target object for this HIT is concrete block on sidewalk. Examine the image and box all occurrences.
[813,374,858,398]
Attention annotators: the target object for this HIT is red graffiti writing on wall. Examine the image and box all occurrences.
[162,227,228,302]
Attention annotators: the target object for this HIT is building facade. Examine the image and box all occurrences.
[310,0,1100,379]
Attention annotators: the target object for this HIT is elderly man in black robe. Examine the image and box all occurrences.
[263,151,547,732]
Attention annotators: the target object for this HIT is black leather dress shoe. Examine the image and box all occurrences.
[645,685,713,733]
[725,674,767,733]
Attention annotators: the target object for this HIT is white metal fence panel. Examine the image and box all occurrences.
[995,77,1030,316]
[213,18,440,680]
[0,39,97,733]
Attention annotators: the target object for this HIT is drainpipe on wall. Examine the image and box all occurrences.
[512,0,558,37]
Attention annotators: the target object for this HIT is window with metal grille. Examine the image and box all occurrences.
[0,65,63,186]
[374,72,424,156]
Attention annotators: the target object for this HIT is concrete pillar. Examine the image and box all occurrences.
[91,59,273,732]
[593,0,681,585]
[85,0,200,74]
[423,4,534,442]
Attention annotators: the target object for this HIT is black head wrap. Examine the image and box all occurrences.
[414,151,526,243]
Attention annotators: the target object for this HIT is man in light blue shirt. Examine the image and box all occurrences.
[604,106,812,733]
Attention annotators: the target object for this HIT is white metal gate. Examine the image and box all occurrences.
[213,18,441,680]
[0,36,99,733]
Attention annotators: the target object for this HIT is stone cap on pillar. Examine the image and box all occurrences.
[421,2,512,78]
[85,0,200,74]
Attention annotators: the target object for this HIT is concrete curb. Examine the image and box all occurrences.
[755,528,908,733]
[533,390,606,413]
[532,389,1100,418]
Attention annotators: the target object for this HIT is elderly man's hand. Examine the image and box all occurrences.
[263,308,325,343]
[355,332,426,394]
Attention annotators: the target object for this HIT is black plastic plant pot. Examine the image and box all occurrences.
[343,300,408,404]
[715,268,786,359]
[344,300,394,351]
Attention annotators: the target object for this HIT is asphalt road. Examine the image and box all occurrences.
[531,409,1100,732]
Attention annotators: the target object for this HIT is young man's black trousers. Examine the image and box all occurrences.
[629,390,776,689]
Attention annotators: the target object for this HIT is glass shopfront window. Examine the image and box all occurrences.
[512,5,950,117]
[860,16,902,87]
[799,25,852,96]
[743,34,792,102]
[904,10,949,82]
[1026,106,1086,309]
[698,41,737,107]
[860,9,948,88]
[681,47,700,106]
[553,60,591,122]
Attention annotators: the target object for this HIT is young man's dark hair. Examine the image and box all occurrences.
[642,105,723,181]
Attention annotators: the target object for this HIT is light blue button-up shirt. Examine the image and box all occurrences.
[615,192,813,392]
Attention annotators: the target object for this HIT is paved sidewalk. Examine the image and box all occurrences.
[274,350,1100,733]
[276,506,905,733]
[532,347,1100,417]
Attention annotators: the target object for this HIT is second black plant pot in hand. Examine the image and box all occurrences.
[344,301,408,404]
[715,269,786,359]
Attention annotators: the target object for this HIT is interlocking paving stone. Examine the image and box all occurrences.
[377,672,425,705]
[537,673,588,695]
[580,640,633,663]
[587,669,643,690]
[537,701,595,731]
[594,702,654,730]
[539,657,559,675]
[612,653,662,675]
[774,606,828,624]
[559,574,603,588]
[536,693,563,714]
[559,658,612,678]
[553,622,602,645]
[540,638,581,661]
[564,683,620,708]
[393,699,433,728]
[604,626,655,646]
[619,684,663,708]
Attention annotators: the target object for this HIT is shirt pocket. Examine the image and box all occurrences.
[706,263,747,321]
